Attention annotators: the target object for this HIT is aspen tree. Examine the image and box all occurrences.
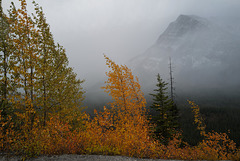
[91,55,155,157]
[8,0,39,107]
[32,1,56,125]
[0,2,9,102]
[102,54,149,134]
[1,0,84,128]
[0,1,17,104]
[6,0,40,131]
[33,1,84,125]
[0,0,15,136]
[44,44,84,124]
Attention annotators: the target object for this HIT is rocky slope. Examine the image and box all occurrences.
[128,15,240,105]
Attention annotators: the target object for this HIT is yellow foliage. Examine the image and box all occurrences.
[1,98,239,160]
[188,100,240,160]
[1,1,240,157]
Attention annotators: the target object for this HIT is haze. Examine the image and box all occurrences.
[2,0,240,88]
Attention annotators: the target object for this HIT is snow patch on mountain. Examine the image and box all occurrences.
[127,14,240,99]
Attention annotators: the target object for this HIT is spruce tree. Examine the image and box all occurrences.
[150,73,178,143]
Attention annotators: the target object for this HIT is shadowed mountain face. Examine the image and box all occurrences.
[84,15,240,110]
[128,15,240,106]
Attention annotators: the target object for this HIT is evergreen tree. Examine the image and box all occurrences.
[149,73,178,144]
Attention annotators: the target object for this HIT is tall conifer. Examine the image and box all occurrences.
[150,73,178,143]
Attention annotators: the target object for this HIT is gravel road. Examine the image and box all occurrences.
[0,155,182,161]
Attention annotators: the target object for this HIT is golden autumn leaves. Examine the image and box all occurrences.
[188,101,239,160]
[1,0,84,127]
[92,55,155,157]
[0,54,240,159]
[1,0,240,159]
[1,0,84,156]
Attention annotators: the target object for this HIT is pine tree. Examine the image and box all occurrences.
[150,73,178,143]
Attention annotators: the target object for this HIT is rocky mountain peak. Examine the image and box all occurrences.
[128,14,240,102]
[176,14,208,26]
[157,15,209,44]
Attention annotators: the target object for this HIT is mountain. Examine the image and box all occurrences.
[127,15,240,107]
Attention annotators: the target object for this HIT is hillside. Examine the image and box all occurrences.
[127,14,240,106]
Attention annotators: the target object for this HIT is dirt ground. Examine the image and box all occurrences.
[0,154,181,161]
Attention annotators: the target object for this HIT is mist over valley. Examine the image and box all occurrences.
[83,14,240,145]
[84,14,240,111]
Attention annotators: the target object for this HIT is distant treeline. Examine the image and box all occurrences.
[85,99,240,147]
[180,106,240,147]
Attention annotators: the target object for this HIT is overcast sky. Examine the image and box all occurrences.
[2,0,240,87]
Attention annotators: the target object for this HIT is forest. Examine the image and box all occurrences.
[0,0,240,160]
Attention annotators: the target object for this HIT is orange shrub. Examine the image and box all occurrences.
[1,56,239,160]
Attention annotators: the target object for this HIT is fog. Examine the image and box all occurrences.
[2,0,240,88]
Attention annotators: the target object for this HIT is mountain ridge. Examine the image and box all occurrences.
[127,14,240,106]
[84,14,240,110]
